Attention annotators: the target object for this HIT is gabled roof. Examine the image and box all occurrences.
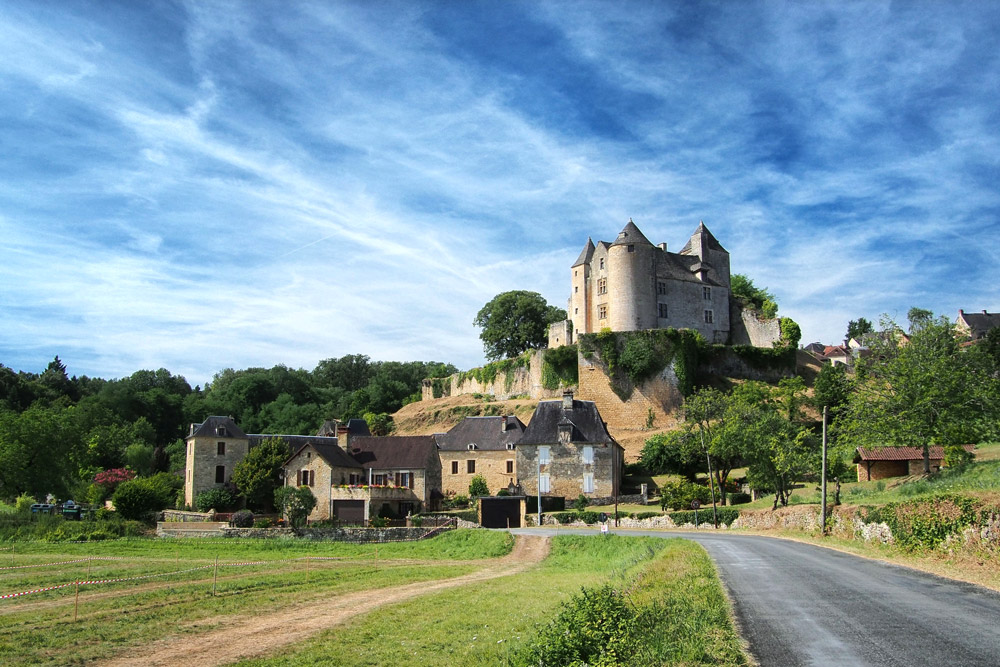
[349,436,438,470]
[517,397,617,446]
[655,251,723,286]
[679,221,728,255]
[572,238,596,268]
[957,310,1000,339]
[188,416,247,439]
[436,415,526,451]
[285,441,361,469]
[853,445,974,463]
[251,433,341,457]
[823,345,852,358]
[610,219,653,247]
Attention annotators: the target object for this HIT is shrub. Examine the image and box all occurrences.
[195,487,240,513]
[729,492,752,505]
[370,516,389,528]
[230,509,255,528]
[944,445,975,471]
[573,494,589,511]
[578,510,601,525]
[254,517,273,528]
[554,512,578,524]
[14,493,35,515]
[112,478,167,521]
[659,479,712,511]
[274,486,316,528]
[468,475,490,498]
[669,507,740,526]
[634,511,662,520]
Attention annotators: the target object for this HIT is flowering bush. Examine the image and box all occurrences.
[95,468,136,488]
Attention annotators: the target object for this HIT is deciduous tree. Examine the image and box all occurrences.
[474,291,566,361]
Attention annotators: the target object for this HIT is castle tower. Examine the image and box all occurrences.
[680,221,730,288]
[569,238,595,338]
[607,220,656,331]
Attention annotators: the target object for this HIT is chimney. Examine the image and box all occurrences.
[562,391,574,410]
[984,310,989,315]
[500,415,507,432]
[658,242,667,252]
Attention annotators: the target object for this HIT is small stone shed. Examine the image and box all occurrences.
[854,445,974,481]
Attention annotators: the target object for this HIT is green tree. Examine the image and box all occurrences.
[640,429,704,481]
[907,307,934,333]
[846,317,873,342]
[111,476,175,521]
[730,274,777,318]
[468,474,490,497]
[838,315,999,473]
[231,437,288,511]
[275,485,316,528]
[813,363,852,418]
[474,291,566,361]
[363,412,395,436]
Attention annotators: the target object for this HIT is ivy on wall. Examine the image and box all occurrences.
[578,329,702,400]
[430,377,450,399]
[541,345,579,390]
[456,351,532,392]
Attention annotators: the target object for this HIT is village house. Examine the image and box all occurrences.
[435,415,526,497]
[956,309,1000,340]
[515,391,623,503]
[853,445,975,481]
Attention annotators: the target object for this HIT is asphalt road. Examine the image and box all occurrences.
[512,528,1000,666]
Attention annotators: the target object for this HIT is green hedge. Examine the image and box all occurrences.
[858,494,985,550]
[668,508,740,526]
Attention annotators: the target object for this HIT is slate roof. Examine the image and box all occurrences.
[572,238,596,268]
[435,416,526,451]
[611,219,653,247]
[285,441,361,469]
[517,398,617,446]
[957,310,1000,339]
[655,250,724,286]
[188,416,247,439]
[348,436,438,470]
[853,445,974,463]
[251,433,341,457]
[679,221,728,255]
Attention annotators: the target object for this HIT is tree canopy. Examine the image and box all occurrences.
[730,274,778,319]
[846,317,873,342]
[473,291,566,361]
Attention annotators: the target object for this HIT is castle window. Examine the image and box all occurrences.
[467,460,476,474]
[597,278,607,295]
[574,307,578,314]
[599,258,605,270]
[217,442,225,455]
[658,303,668,318]
[451,461,459,474]
[598,305,608,319]
[704,310,714,324]
[627,244,635,253]
[703,286,711,300]
[215,465,225,484]
[657,281,666,295]
[574,286,578,293]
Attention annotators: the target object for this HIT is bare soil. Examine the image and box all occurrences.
[96,535,550,667]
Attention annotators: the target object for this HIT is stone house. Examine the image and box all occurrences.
[435,415,525,497]
[956,309,1000,340]
[554,219,732,346]
[184,416,365,509]
[515,391,623,502]
[341,435,443,520]
[854,445,975,481]
[284,441,364,522]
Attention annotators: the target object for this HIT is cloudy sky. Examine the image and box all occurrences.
[2,1,998,387]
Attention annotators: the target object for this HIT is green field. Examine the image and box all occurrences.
[0,530,747,666]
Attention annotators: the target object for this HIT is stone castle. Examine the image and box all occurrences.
[549,219,733,347]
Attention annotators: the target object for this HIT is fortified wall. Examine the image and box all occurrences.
[421,350,570,402]
[728,301,782,347]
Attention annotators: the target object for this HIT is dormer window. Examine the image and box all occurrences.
[467,443,477,451]
[216,426,227,437]
[506,443,515,450]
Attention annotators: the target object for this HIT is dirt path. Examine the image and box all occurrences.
[97,535,550,667]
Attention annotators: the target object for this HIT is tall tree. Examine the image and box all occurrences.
[473,291,566,361]
[838,315,999,473]
[231,437,289,511]
[846,318,873,342]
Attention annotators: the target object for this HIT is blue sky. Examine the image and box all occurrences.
[2,1,998,387]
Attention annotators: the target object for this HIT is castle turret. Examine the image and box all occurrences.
[607,219,656,331]
[569,238,595,338]
[680,221,730,289]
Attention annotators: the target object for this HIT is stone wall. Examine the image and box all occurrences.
[698,348,795,383]
[577,351,683,426]
[728,301,782,347]
[225,526,444,542]
[423,350,571,402]
[440,449,517,497]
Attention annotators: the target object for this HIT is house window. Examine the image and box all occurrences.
[539,473,550,493]
[215,465,225,484]
[216,426,227,436]
[703,286,711,300]
[597,278,607,295]
[373,473,387,486]
[658,303,668,318]
[582,446,593,464]
[396,472,413,488]
[657,281,667,295]
[539,446,550,465]
[467,460,476,474]
[451,461,459,474]
[217,442,225,455]
[297,470,314,486]
[349,473,361,485]
[704,310,714,324]
[506,460,514,474]
[583,473,595,493]
[598,305,608,319]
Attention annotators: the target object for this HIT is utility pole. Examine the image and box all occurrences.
[537,451,542,528]
[821,406,828,536]
[701,429,719,528]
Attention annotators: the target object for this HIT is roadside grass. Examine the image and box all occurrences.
[0,530,511,665]
[235,535,748,667]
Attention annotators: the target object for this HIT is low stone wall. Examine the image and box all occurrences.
[222,525,447,543]
[729,506,823,532]
[156,522,231,537]
[585,491,648,507]
[161,510,215,523]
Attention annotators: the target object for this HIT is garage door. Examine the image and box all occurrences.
[480,497,521,529]
[333,500,365,524]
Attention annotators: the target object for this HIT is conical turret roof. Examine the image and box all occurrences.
[679,221,727,254]
[610,219,653,247]
[572,237,596,267]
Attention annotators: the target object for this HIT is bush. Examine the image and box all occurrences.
[275,486,316,528]
[573,494,589,511]
[669,508,740,526]
[14,493,35,515]
[370,516,389,528]
[634,511,662,520]
[195,487,240,513]
[230,509,255,528]
[468,475,490,498]
[659,479,712,511]
[729,492,752,505]
[112,478,168,521]
[944,445,975,471]
[253,517,273,528]
[554,512,578,524]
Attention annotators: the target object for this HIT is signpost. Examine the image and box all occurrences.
[691,499,700,528]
